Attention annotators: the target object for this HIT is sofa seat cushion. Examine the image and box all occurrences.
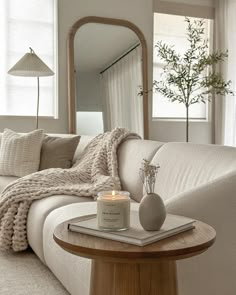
[43,202,139,295]
[151,142,236,202]
[27,195,94,264]
[0,176,19,193]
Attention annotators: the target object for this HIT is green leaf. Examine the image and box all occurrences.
[153,16,234,110]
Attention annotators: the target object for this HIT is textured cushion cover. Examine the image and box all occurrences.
[0,129,44,177]
[39,135,80,170]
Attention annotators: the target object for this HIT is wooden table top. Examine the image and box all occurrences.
[53,215,216,263]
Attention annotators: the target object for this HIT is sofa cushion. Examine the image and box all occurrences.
[0,132,90,167]
[0,129,44,177]
[27,195,94,263]
[151,142,236,202]
[73,135,94,163]
[39,135,80,170]
[118,139,163,202]
[0,176,18,193]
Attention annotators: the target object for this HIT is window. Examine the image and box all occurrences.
[0,0,57,117]
[153,13,213,120]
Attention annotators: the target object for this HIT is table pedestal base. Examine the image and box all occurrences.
[90,260,178,295]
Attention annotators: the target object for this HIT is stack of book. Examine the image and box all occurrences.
[68,211,195,246]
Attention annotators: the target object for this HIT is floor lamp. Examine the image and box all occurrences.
[8,47,54,129]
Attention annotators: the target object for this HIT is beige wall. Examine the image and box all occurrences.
[158,0,215,7]
[0,0,153,134]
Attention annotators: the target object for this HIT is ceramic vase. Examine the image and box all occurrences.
[139,192,166,231]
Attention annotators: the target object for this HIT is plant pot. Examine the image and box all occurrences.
[139,193,166,231]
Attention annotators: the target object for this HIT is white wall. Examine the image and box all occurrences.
[0,0,153,134]
[76,72,102,112]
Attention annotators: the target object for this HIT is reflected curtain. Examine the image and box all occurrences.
[101,46,143,137]
[214,0,236,145]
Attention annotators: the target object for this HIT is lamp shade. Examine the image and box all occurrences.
[8,48,54,77]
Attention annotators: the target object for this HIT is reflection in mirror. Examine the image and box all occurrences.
[68,17,149,139]
[74,23,143,137]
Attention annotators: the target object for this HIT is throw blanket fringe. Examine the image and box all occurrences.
[0,128,140,251]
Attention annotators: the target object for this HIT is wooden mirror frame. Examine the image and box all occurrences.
[67,16,149,139]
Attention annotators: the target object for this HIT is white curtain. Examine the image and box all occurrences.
[214,0,236,145]
[101,46,143,137]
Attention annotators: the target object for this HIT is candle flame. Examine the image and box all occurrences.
[112,190,116,199]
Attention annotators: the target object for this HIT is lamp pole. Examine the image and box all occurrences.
[8,47,54,130]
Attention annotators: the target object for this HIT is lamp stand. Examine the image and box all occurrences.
[7,47,54,127]
[36,77,40,129]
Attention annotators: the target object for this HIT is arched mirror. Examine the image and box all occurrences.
[68,16,149,138]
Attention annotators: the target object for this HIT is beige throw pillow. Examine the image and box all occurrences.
[0,129,44,177]
[39,135,80,170]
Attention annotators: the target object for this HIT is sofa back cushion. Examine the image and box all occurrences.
[118,139,163,202]
[0,132,87,166]
[150,142,236,202]
[0,129,44,177]
[72,136,163,202]
[39,135,80,170]
[73,135,94,163]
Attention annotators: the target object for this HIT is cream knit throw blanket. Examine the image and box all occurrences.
[0,128,140,251]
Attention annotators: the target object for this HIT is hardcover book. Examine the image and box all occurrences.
[68,211,195,246]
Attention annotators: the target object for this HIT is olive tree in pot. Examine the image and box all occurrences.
[154,17,234,142]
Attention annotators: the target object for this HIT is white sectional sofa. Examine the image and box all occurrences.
[1,135,236,295]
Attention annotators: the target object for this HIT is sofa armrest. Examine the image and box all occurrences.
[165,170,236,225]
[165,171,236,295]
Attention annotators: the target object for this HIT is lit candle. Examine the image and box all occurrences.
[97,191,130,231]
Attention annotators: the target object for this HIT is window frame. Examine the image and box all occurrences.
[0,0,58,119]
[152,7,214,123]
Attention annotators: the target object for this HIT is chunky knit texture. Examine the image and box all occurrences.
[0,128,140,251]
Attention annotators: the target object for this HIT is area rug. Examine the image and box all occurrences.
[0,249,69,295]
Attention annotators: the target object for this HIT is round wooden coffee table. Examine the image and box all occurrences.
[53,216,216,295]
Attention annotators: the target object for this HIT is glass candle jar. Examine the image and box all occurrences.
[97,191,130,231]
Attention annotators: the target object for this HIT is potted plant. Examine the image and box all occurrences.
[154,17,234,142]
